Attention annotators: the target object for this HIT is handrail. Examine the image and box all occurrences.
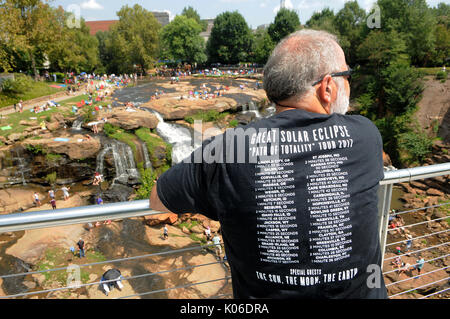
[0,162,448,233]
[0,200,154,233]
[380,162,450,185]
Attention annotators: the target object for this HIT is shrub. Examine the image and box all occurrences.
[1,74,33,95]
[135,168,158,200]
[436,71,447,81]
[45,172,57,185]
[398,131,433,164]
[229,119,238,127]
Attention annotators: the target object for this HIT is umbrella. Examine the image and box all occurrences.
[103,268,121,281]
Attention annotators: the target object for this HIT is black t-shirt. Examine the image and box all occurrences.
[77,240,84,249]
[157,109,388,299]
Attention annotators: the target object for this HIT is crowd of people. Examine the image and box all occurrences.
[388,209,428,279]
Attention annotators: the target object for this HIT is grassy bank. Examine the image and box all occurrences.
[0,80,65,108]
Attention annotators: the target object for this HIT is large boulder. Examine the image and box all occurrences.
[105,107,159,130]
[141,97,238,121]
[0,188,43,214]
[22,134,101,160]
[144,212,178,226]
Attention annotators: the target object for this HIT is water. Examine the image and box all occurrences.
[96,139,140,185]
[145,110,197,164]
[141,142,152,170]
[71,117,83,131]
[9,149,30,186]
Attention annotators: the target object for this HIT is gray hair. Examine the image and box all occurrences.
[263,29,342,104]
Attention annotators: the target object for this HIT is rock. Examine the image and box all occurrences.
[23,281,36,289]
[431,210,447,219]
[106,107,159,130]
[46,121,60,132]
[99,184,134,203]
[0,189,42,214]
[181,226,190,234]
[144,212,178,226]
[7,133,24,143]
[22,134,101,160]
[426,188,444,196]
[19,120,38,126]
[410,181,429,191]
[142,97,238,121]
[190,224,205,234]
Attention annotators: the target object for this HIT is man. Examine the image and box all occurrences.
[50,198,56,210]
[100,268,124,296]
[149,30,387,298]
[77,238,85,258]
[61,186,70,201]
[33,192,41,207]
[415,257,425,275]
[48,189,55,200]
[212,233,222,259]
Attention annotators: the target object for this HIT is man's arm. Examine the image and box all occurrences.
[149,182,171,214]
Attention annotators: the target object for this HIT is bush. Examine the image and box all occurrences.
[135,168,158,200]
[53,72,65,82]
[436,71,447,81]
[229,119,238,127]
[1,74,33,95]
[398,131,433,164]
[45,172,57,185]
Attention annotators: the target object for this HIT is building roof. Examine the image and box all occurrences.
[85,20,118,36]
[86,12,170,36]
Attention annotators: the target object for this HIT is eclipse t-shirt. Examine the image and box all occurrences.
[156,109,388,299]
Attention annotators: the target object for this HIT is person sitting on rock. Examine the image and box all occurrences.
[100,268,124,296]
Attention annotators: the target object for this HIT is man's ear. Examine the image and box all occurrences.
[318,75,334,114]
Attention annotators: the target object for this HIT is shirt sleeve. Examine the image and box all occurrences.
[156,144,218,220]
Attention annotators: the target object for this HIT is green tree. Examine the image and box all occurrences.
[252,28,274,64]
[0,0,56,77]
[333,1,366,66]
[206,11,252,64]
[376,0,437,66]
[181,6,207,31]
[105,4,160,74]
[268,8,300,44]
[47,12,100,73]
[160,15,206,64]
[305,8,337,34]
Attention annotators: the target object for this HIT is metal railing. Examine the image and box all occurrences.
[0,162,448,299]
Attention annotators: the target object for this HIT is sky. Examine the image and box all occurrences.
[51,0,448,29]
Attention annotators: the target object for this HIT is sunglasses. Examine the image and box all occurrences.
[312,67,353,86]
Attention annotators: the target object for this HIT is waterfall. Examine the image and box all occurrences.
[72,118,83,130]
[146,110,196,164]
[142,142,152,169]
[242,101,262,118]
[8,150,30,185]
[96,139,140,185]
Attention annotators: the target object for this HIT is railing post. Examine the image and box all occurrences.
[378,167,395,269]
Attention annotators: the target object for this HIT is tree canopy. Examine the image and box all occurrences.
[206,11,252,64]
[268,8,301,44]
[160,15,206,64]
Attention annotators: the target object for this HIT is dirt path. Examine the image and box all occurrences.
[0,90,86,116]
[414,76,450,138]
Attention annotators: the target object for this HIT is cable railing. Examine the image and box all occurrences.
[378,163,449,299]
[0,162,448,299]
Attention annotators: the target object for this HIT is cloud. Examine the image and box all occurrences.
[80,0,103,10]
